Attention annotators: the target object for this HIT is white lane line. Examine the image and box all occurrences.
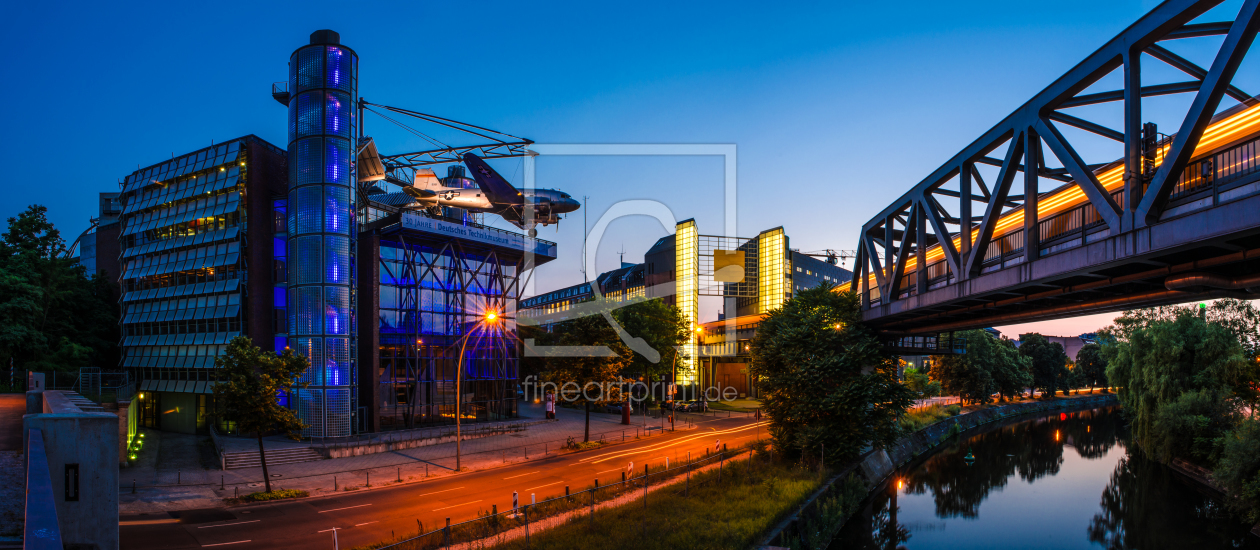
[524,481,563,492]
[432,500,483,512]
[502,470,540,480]
[415,487,465,498]
[595,467,623,476]
[317,528,340,533]
[355,521,378,527]
[318,503,372,513]
[197,520,260,529]
[202,541,251,547]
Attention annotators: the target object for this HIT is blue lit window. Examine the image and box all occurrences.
[324,186,349,234]
[324,236,349,283]
[325,138,350,185]
[295,92,323,138]
[293,186,322,234]
[325,91,351,138]
[292,287,322,335]
[325,338,350,386]
[294,338,323,385]
[325,287,349,335]
[326,47,352,92]
[291,236,322,285]
[296,47,323,92]
[293,138,323,186]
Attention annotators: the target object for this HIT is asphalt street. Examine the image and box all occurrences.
[120,415,766,549]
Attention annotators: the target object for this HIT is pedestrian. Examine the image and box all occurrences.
[545,391,555,420]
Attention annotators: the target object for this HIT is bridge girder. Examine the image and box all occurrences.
[855,0,1260,333]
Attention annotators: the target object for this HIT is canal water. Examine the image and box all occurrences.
[832,406,1259,549]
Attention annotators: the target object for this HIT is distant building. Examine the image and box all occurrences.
[520,222,853,399]
[78,192,122,280]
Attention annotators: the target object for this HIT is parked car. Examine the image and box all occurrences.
[677,400,708,413]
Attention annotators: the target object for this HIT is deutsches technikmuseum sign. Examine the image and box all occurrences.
[401,211,558,258]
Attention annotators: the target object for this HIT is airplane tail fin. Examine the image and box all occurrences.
[413,168,443,191]
[463,153,522,205]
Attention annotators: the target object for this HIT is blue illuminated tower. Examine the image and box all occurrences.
[286,30,357,437]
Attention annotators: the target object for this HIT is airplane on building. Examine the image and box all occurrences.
[401,153,580,237]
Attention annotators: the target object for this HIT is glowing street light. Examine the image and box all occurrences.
[454,309,501,471]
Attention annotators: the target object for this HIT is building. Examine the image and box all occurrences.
[519,220,851,398]
[78,192,122,280]
[117,136,289,434]
[110,30,556,437]
[517,262,645,330]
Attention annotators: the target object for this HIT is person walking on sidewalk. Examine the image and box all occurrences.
[545,391,556,420]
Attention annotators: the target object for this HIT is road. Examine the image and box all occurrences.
[120,415,766,549]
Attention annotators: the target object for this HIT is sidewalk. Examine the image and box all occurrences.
[119,401,736,514]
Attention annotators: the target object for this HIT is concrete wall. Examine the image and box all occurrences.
[24,391,120,550]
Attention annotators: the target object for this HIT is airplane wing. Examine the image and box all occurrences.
[463,153,522,206]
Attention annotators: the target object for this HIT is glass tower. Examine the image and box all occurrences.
[287,30,358,437]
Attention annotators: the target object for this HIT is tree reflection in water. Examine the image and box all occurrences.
[832,406,1258,549]
[1089,448,1253,549]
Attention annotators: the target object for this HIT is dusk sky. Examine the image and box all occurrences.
[5,0,1257,337]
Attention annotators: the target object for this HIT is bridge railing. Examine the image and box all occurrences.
[1169,135,1259,202]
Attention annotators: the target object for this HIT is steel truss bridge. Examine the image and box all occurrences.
[847,0,1260,337]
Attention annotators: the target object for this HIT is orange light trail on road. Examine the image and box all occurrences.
[578,421,770,464]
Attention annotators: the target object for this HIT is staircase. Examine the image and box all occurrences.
[223,446,323,470]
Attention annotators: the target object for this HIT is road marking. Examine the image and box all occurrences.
[415,487,465,498]
[355,521,379,527]
[502,470,540,480]
[524,481,563,491]
[317,528,340,533]
[432,500,483,512]
[198,520,260,529]
[595,467,623,476]
[318,504,372,513]
[202,541,251,547]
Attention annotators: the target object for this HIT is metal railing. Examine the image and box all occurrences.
[1170,135,1260,201]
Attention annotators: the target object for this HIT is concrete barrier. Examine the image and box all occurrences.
[24,428,62,550]
[23,390,120,550]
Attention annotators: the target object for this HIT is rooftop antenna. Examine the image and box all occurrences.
[618,244,626,266]
[581,195,590,282]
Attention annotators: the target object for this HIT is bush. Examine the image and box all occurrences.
[946,404,961,416]
[1215,420,1260,523]
[900,405,954,434]
[238,489,308,502]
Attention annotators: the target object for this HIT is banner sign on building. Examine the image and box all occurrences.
[401,212,557,258]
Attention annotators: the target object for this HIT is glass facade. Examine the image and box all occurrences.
[119,141,249,379]
[287,38,358,437]
[674,219,699,383]
[375,240,519,429]
[117,136,287,434]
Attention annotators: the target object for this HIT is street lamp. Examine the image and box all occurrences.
[454,309,499,471]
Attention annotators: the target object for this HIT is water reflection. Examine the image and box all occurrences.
[832,406,1258,549]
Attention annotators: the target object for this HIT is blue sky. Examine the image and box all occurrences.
[4,0,1256,336]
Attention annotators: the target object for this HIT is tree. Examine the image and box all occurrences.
[1213,419,1260,523]
[539,307,631,442]
[212,336,309,493]
[0,205,119,377]
[750,284,914,464]
[931,329,1030,404]
[1076,343,1107,392]
[610,297,688,388]
[1019,333,1068,398]
[1103,312,1247,463]
[903,367,941,398]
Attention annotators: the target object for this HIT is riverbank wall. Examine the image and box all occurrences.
[759,393,1120,549]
